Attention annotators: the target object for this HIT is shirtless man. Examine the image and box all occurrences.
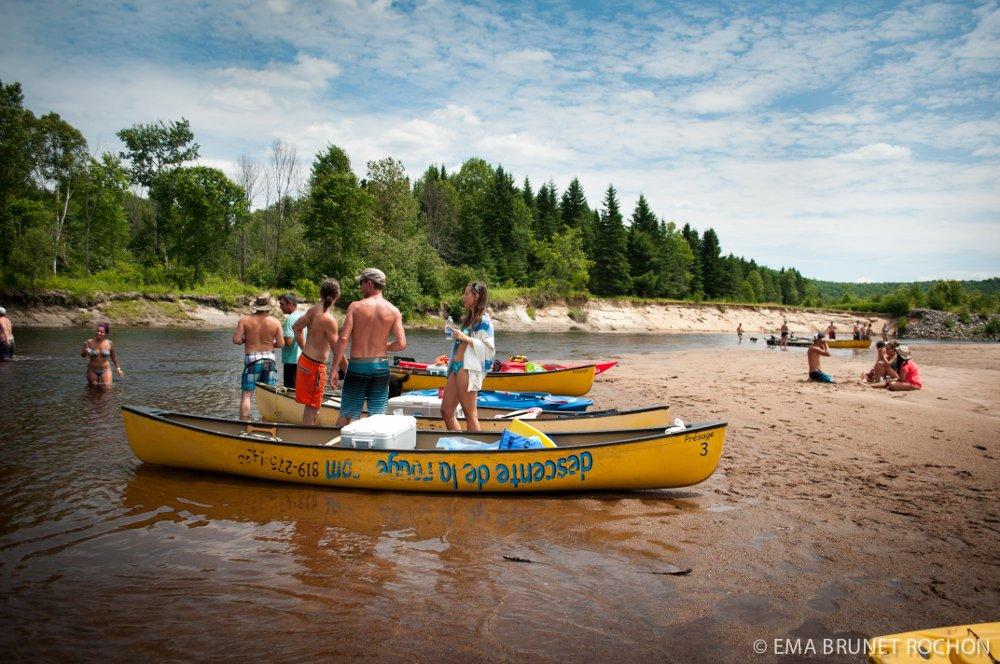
[232,294,283,419]
[331,268,407,426]
[0,307,13,361]
[826,321,836,340]
[807,333,834,383]
[292,279,348,425]
[736,323,743,343]
[780,320,789,349]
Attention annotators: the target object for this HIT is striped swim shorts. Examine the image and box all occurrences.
[339,357,390,419]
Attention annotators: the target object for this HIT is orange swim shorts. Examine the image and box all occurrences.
[295,353,328,410]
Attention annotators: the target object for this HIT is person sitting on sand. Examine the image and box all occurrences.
[870,345,922,391]
[807,333,834,383]
[862,341,895,383]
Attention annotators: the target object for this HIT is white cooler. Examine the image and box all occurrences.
[387,394,462,418]
[341,414,417,450]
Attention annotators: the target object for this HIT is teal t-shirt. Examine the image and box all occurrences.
[282,311,304,364]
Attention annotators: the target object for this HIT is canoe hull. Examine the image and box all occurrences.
[826,339,872,349]
[122,407,725,493]
[255,384,670,432]
[394,364,596,396]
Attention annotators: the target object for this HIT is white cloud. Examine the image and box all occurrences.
[837,143,913,161]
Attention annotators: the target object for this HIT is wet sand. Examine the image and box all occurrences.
[590,342,999,653]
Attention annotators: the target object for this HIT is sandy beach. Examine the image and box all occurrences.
[585,341,999,652]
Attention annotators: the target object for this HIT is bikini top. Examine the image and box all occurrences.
[88,346,111,357]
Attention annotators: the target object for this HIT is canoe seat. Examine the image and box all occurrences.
[240,424,281,442]
[323,436,342,447]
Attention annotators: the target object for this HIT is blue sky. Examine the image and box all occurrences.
[2,0,998,282]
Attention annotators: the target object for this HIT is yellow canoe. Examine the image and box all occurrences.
[255,383,670,433]
[393,364,597,396]
[122,406,726,492]
[867,622,999,663]
[827,338,872,349]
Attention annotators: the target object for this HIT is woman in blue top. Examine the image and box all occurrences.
[441,281,495,432]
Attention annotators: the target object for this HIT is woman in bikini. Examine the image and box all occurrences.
[440,282,495,432]
[81,322,124,387]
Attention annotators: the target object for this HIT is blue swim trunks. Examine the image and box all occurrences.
[242,352,277,392]
[809,370,834,384]
[339,357,390,418]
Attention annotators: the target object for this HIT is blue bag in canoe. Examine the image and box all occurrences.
[409,389,593,413]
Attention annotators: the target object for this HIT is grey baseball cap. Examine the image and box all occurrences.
[355,268,386,287]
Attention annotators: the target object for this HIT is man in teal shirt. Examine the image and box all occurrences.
[279,293,304,388]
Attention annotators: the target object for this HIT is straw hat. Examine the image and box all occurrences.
[250,294,273,312]
[896,345,912,360]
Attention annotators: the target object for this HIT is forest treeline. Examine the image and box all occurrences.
[2,79,997,319]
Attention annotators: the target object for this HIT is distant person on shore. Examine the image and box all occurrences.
[870,345,922,391]
[0,307,13,361]
[292,279,347,426]
[736,323,743,343]
[807,333,834,383]
[881,320,890,341]
[861,341,895,383]
[852,322,860,340]
[826,322,836,340]
[331,268,407,426]
[441,281,495,432]
[780,320,789,349]
[232,294,283,419]
[279,293,304,388]
[81,322,124,387]
[865,321,873,340]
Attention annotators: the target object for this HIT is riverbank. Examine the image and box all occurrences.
[586,342,998,651]
[2,289,892,336]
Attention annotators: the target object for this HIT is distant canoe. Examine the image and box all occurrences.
[826,338,872,349]
[393,364,597,397]
[122,406,727,493]
[255,383,670,433]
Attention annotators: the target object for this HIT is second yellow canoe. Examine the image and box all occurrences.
[393,364,597,396]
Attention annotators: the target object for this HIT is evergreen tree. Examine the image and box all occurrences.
[521,177,534,211]
[627,195,661,296]
[534,181,560,240]
[450,157,494,273]
[699,228,724,299]
[560,178,589,231]
[682,223,703,298]
[589,186,631,295]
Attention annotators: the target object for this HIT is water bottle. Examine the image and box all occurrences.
[445,316,454,340]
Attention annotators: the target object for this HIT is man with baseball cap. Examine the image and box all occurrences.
[331,268,407,424]
[0,306,14,361]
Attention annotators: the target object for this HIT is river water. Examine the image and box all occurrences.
[0,328,874,660]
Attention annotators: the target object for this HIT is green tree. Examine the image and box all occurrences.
[747,269,765,303]
[415,165,461,263]
[366,157,418,235]
[0,80,37,270]
[302,144,373,281]
[659,221,694,298]
[450,157,493,272]
[158,166,246,282]
[627,195,661,296]
[74,153,131,274]
[532,227,592,295]
[699,228,724,299]
[682,223,702,298]
[34,112,88,275]
[117,118,199,260]
[533,181,560,241]
[590,186,631,295]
